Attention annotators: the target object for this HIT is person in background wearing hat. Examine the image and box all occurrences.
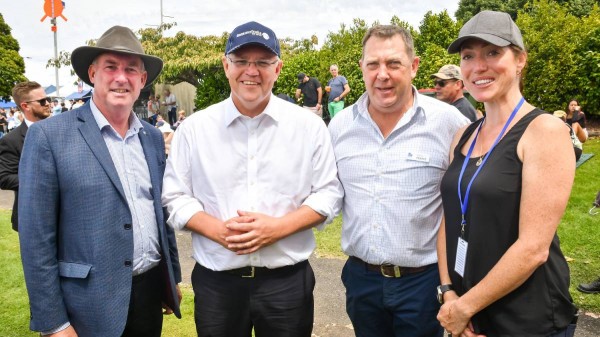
[0,81,51,232]
[328,24,468,337]
[19,25,182,337]
[431,64,480,122]
[295,72,324,117]
[437,10,578,337]
[162,21,342,337]
[326,64,351,119]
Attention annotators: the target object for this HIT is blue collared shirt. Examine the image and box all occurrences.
[90,98,161,276]
[329,88,469,267]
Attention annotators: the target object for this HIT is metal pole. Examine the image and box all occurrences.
[50,1,60,97]
[54,24,60,97]
[160,0,163,26]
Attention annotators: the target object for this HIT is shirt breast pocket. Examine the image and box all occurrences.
[389,150,447,195]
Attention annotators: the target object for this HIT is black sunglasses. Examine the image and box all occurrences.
[434,79,457,88]
[25,97,52,106]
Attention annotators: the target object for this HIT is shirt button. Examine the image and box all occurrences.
[124,260,132,267]
[140,225,145,229]
[124,223,132,230]
[250,155,255,160]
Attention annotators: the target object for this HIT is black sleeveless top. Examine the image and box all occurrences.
[441,109,577,336]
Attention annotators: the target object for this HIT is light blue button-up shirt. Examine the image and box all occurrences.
[90,98,161,275]
[329,88,469,267]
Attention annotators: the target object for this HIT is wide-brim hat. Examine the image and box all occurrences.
[71,26,163,90]
[448,10,525,54]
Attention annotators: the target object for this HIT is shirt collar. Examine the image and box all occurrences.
[89,97,143,136]
[223,94,281,127]
[23,117,34,127]
[354,86,425,121]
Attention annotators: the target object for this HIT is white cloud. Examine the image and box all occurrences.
[1,0,459,95]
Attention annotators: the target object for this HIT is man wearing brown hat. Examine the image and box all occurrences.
[431,64,479,122]
[19,26,181,337]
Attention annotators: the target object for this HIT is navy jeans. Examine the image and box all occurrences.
[547,323,577,337]
[341,257,443,337]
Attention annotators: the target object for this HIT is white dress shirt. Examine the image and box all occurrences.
[162,95,343,271]
[329,89,469,267]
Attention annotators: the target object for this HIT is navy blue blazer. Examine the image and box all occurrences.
[18,103,181,336]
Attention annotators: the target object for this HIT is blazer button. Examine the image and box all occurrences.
[124,260,132,267]
[124,223,132,230]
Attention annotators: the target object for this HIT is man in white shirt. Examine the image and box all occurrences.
[162,21,343,337]
[163,89,176,125]
[328,25,469,337]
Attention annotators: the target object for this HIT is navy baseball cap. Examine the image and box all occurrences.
[225,21,280,57]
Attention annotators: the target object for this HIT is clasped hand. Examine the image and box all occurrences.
[221,210,283,255]
[437,297,486,337]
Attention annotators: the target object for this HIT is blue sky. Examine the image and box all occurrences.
[1,0,459,95]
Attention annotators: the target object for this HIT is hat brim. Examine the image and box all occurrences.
[71,46,163,90]
[226,42,279,57]
[430,72,455,80]
[447,33,511,54]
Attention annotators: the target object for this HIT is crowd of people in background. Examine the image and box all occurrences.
[1,9,596,337]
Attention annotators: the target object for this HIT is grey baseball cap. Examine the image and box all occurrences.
[448,10,524,54]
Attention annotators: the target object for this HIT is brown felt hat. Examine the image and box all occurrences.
[71,26,163,90]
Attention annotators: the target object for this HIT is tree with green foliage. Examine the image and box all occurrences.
[518,0,600,115]
[138,24,229,109]
[456,0,598,21]
[413,10,462,89]
[0,13,26,101]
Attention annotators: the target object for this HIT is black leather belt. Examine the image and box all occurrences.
[350,256,429,278]
[223,260,307,278]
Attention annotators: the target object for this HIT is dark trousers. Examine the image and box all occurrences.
[121,266,163,337]
[341,257,443,337]
[168,107,177,125]
[191,260,315,337]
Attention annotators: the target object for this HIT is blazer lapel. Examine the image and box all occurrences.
[76,106,127,202]
[138,128,164,224]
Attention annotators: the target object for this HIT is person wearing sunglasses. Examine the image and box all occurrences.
[431,64,480,122]
[0,81,51,233]
[163,21,342,337]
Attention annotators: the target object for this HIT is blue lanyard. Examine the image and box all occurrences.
[457,97,525,238]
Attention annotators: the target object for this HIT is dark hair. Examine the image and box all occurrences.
[12,81,42,109]
[566,98,579,112]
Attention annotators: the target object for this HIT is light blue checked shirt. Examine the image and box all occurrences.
[90,98,161,276]
[329,88,469,267]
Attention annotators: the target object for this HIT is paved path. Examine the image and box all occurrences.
[174,231,600,337]
[1,189,598,336]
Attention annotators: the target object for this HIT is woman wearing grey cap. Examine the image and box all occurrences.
[436,10,578,337]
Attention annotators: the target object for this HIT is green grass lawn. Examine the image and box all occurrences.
[558,138,600,312]
[2,139,599,335]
